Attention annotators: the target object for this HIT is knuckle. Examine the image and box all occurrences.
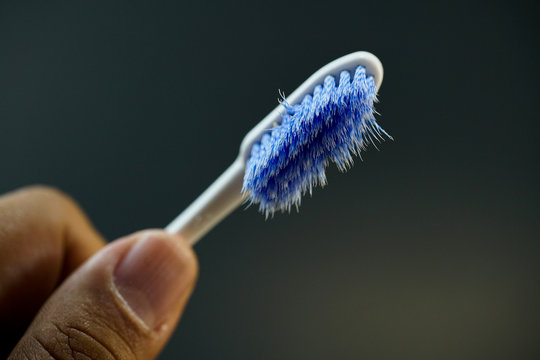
[59,324,121,360]
[21,185,75,206]
[18,185,86,223]
[27,320,135,360]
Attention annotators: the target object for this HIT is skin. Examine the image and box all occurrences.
[0,186,198,359]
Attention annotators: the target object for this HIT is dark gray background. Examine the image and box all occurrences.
[1,0,538,359]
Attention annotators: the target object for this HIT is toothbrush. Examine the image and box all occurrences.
[166,51,389,245]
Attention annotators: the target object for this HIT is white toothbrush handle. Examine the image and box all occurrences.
[165,158,246,245]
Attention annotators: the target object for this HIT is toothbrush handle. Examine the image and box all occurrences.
[165,158,246,245]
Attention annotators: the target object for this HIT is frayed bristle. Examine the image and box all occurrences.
[242,66,390,217]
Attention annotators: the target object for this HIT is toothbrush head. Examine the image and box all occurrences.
[241,52,391,216]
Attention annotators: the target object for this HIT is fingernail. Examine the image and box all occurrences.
[113,232,196,329]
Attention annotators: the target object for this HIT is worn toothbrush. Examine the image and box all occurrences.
[166,51,390,245]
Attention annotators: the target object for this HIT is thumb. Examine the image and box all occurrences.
[10,230,198,360]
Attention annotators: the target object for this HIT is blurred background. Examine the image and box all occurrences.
[1,0,538,359]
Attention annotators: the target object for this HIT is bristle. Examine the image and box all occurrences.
[242,66,391,217]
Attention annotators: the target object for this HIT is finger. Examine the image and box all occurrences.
[9,230,198,360]
[0,186,105,351]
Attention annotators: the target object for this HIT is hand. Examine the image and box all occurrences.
[0,186,198,359]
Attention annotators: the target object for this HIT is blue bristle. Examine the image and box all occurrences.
[242,66,391,216]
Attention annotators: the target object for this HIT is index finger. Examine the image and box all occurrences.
[0,185,105,355]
